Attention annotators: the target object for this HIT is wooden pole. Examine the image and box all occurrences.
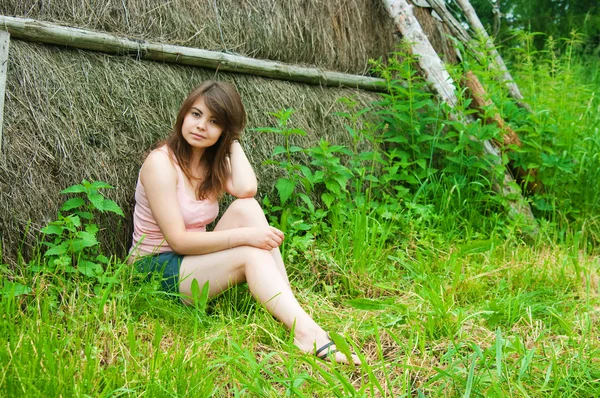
[0,31,9,155]
[464,70,542,195]
[464,71,522,148]
[453,0,531,111]
[382,0,538,232]
[0,15,386,92]
[382,1,457,106]
[423,0,530,111]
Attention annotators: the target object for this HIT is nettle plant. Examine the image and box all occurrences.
[256,46,513,247]
[256,108,361,237]
[36,180,124,280]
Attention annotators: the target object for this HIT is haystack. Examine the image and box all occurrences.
[0,0,397,74]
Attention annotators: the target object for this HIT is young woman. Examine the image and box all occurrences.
[129,81,360,365]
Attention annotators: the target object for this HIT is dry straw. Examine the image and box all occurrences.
[0,0,397,74]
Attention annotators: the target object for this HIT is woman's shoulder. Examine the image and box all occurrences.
[141,146,178,180]
[144,145,174,165]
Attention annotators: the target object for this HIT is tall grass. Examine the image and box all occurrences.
[506,31,600,244]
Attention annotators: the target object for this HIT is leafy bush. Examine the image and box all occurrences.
[35,180,124,281]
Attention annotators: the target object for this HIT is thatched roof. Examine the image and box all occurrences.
[0,0,398,74]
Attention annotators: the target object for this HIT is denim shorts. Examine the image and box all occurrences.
[135,252,183,293]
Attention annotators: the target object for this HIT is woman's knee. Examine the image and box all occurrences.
[228,198,265,222]
[237,246,274,268]
[229,197,261,212]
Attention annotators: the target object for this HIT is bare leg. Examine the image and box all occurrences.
[213,198,289,285]
[178,198,360,364]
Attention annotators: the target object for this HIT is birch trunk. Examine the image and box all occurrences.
[382,0,537,231]
[382,0,457,106]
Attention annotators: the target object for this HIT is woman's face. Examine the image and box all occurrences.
[181,96,224,153]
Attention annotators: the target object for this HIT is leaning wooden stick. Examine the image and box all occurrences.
[454,0,531,111]
[0,31,9,155]
[464,71,542,195]
[464,71,522,147]
[382,0,538,232]
[421,0,530,111]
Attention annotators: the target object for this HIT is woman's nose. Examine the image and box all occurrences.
[196,118,206,130]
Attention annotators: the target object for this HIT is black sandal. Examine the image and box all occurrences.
[315,339,339,360]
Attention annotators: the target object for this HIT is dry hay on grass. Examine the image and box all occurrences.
[0,39,381,265]
[0,0,397,74]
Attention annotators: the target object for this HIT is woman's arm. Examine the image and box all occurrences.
[225,140,257,198]
[141,150,279,255]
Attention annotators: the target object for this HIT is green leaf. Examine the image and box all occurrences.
[275,178,295,205]
[199,281,210,311]
[78,260,103,277]
[191,278,200,301]
[289,146,304,153]
[346,298,395,310]
[328,332,355,368]
[60,197,85,212]
[294,223,311,231]
[456,240,495,256]
[384,135,409,144]
[54,255,72,269]
[85,223,99,235]
[152,322,163,349]
[324,180,342,195]
[332,174,350,191]
[1,281,32,297]
[190,279,210,312]
[74,211,93,220]
[61,184,87,194]
[298,193,315,213]
[41,224,64,235]
[286,128,306,136]
[66,215,81,229]
[272,146,287,156]
[299,166,315,184]
[87,192,105,211]
[44,243,67,257]
[89,181,113,190]
[321,192,335,208]
[96,254,110,264]
[102,199,124,217]
[251,127,281,134]
[75,231,99,248]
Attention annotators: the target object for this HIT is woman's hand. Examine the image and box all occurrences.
[238,226,284,250]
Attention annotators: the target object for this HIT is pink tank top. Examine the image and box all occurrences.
[130,146,219,255]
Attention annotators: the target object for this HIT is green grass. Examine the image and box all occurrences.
[1,235,598,397]
[2,34,600,397]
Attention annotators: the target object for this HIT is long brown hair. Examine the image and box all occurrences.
[165,81,246,200]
